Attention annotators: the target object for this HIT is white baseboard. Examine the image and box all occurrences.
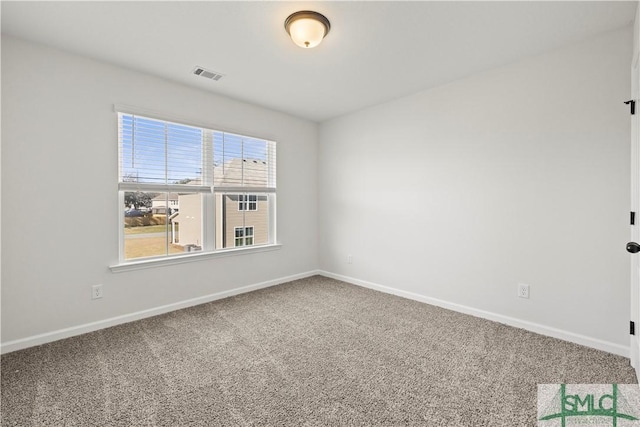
[319,270,630,358]
[0,270,321,355]
[4,269,629,359]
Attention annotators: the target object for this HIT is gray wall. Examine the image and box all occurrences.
[319,27,632,348]
[1,36,319,344]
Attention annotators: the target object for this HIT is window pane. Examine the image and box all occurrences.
[167,122,204,184]
[119,114,204,186]
[120,117,166,184]
[248,194,257,211]
[237,194,258,211]
[124,191,170,260]
[123,191,202,260]
[213,134,274,188]
[216,193,269,249]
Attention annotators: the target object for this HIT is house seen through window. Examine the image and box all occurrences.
[118,111,276,262]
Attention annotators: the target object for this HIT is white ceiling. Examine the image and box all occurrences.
[1,1,637,122]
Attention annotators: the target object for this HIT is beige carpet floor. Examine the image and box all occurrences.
[1,275,637,426]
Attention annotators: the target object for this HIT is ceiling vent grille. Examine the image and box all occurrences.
[192,66,224,81]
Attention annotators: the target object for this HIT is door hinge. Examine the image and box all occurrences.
[625,100,636,115]
[632,211,636,225]
[631,321,636,336]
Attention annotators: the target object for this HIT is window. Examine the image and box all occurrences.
[118,110,276,263]
[238,194,257,211]
[234,226,254,247]
[213,132,275,250]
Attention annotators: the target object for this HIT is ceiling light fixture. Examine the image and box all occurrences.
[284,11,331,49]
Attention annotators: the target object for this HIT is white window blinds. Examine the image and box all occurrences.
[213,132,276,193]
[118,113,213,193]
[118,113,275,193]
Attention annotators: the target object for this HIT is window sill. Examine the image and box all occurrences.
[110,244,282,273]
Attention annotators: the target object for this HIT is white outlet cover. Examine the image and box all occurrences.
[92,284,103,299]
[518,284,530,299]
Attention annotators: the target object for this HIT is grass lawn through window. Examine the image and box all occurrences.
[124,237,184,259]
[124,224,183,259]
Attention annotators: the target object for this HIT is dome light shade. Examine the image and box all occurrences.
[285,11,330,49]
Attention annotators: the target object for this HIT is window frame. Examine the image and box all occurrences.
[238,194,258,211]
[113,104,278,270]
[234,225,254,247]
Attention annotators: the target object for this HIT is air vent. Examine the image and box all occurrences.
[192,66,224,81]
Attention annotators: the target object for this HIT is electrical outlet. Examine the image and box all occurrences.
[518,283,530,299]
[347,254,353,264]
[92,284,103,300]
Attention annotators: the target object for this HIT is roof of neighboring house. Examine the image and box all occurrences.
[147,159,270,193]
[214,158,269,187]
